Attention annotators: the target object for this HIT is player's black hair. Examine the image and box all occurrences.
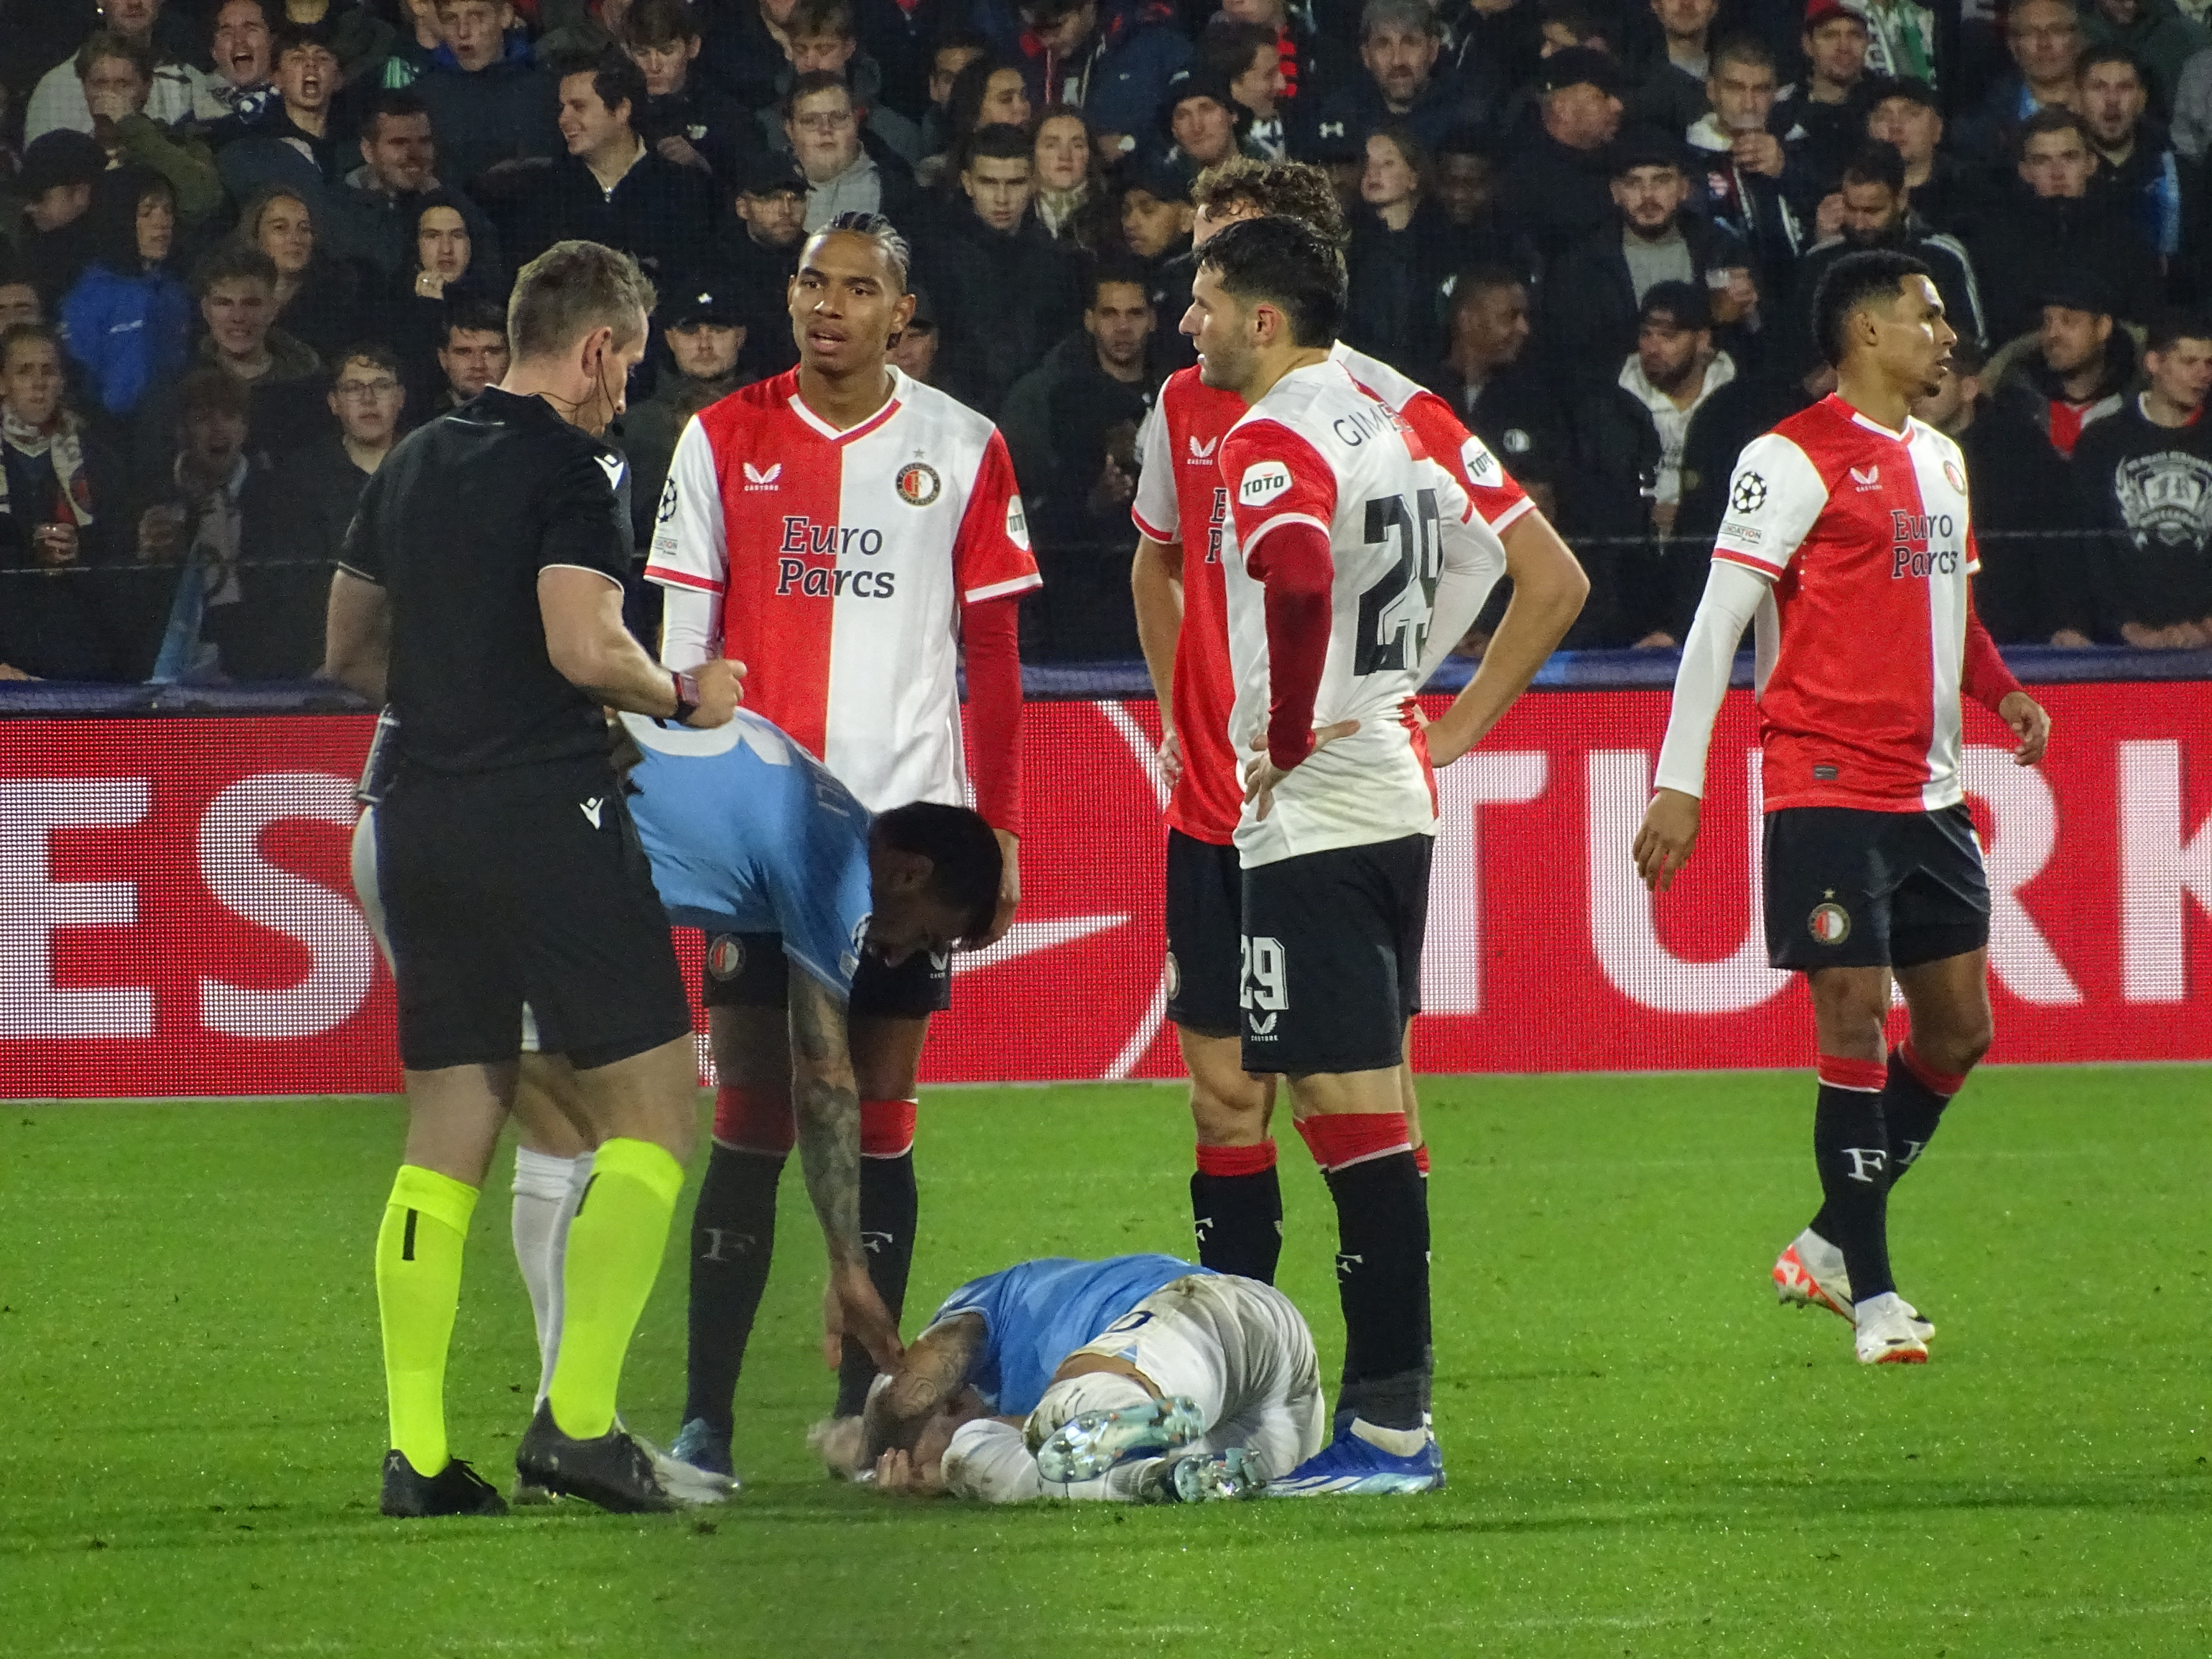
[964,120,1035,166]
[2076,43,2145,85]
[872,802,1003,944]
[442,298,509,347]
[1195,213,1346,349]
[550,45,648,124]
[1084,254,1152,309]
[1810,247,1933,368]
[1840,142,1906,194]
[2145,307,2212,356]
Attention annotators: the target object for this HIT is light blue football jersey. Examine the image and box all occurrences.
[929,1255,1210,1416]
[620,710,874,995]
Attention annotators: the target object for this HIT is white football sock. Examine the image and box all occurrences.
[511,1146,594,1406]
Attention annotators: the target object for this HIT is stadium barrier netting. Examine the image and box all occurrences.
[3,645,2207,1097]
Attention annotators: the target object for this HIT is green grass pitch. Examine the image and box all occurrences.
[3,1067,2207,1657]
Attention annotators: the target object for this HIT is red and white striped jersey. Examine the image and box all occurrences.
[1218,359,1507,868]
[1713,393,1979,814]
[645,368,1040,813]
[1132,343,1533,846]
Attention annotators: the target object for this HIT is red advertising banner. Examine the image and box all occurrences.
[2,684,2208,1099]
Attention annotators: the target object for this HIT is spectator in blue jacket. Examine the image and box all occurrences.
[57,166,190,422]
[991,0,1192,165]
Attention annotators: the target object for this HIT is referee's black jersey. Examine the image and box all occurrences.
[340,387,635,776]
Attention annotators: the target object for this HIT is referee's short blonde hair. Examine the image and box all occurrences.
[508,240,657,363]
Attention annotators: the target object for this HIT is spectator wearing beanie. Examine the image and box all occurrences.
[1158,66,1268,185]
[1496,46,1627,266]
[1864,76,1982,237]
[617,281,747,548]
[58,168,192,423]
[1991,273,2138,460]
[725,152,809,375]
[8,133,109,305]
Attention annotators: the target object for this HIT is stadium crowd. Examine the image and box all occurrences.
[4,0,2212,680]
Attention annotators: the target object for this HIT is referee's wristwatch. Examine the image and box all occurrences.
[669,670,702,726]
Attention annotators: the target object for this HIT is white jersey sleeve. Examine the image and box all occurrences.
[1131,393,1178,544]
[1713,432,1827,575]
[942,1418,1046,1502]
[644,416,730,599]
[1652,558,1774,799]
[1419,460,1508,678]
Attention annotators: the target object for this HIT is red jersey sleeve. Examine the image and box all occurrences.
[1221,418,1336,559]
[1395,388,1533,534]
[954,430,1044,604]
[1221,419,1338,771]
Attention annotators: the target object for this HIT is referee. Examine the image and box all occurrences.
[324,241,759,1516]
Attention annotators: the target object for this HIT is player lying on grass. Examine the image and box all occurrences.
[355,706,1001,1503]
[813,1255,1329,1502]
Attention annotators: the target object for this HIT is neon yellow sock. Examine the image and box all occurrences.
[375,1165,479,1475]
[547,1137,684,1441]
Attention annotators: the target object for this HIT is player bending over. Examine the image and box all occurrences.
[826,1256,1325,1502]
[1634,248,2050,1365]
[1130,155,1586,1302]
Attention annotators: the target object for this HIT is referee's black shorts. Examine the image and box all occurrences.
[1763,803,1990,972]
[376,760,692,1071]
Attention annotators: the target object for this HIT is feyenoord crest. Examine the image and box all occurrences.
[1164,950,1181,1000]
[1809,902,1851,945]
[896,461,941,506]
[706,934,746,980]
[1943,459,1966,493]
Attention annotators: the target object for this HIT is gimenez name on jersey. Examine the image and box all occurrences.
[776,516,899,599]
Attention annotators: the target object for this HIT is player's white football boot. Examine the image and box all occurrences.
[1853,1292,1930,1365]
[1035,1395,1206,1484]
[1775,1229,1936,1340]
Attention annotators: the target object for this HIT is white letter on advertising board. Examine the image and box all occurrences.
[0,779,153,1038]
[1960,746,2080,1006]
[2120,739,2212,1002]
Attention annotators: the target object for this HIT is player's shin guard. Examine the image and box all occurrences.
[1812,1056,1896,1304]
[1191,1141,1284,1284]
[376,1165,479,1475]
[546,1137,684,1442]
[1299,1113,1430,1433]
[684,1136,785,1437]
[1883,1041,1966,1187]
[834,1100,919,1416]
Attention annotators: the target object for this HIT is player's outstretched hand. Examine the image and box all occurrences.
[1998,690,2050,766]
[872,1447,946,1497]
[1633,787,1702,893]
[1156,727,1183,789]
[1244,720,1359,821]
[685,657,746,727]
[824,1260,905,1373]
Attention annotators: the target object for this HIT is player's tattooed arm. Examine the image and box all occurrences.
[789,974,904,1370]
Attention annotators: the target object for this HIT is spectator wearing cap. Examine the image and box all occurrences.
[1539,127,1753,391]
[1160,66,1267,184]
[1957,0,2084,169]
[1865,76,1980,235]
[997,0,1192,165]
[1632,0,1719,139]
[1344,124,1456,372]
[724,151,808,371]
[889,282,941,381]
[1032,105,1118,247]
[58,168,191,423]
[2081,0,2210,118]
[411,0,561,194]
[1851,0,1940,86]
[70,34,225,228]
[1425,262,1569,520]
[1306,0,1497,156]
[1992,276,2139,459]
[1118,157,1199,354]
[782,73,921,232]
[135,241,330,476]
[1779,145,1982,379]
[1910,339,2093,646]
[1775,0,1874,194]
[1568,279,1734,643]
[2067,308,2212,646]
[1687,36,1814,299]
[921,120,1084,412]
[7,133,109,304]
[1216,0,1357,118]
[25,0,218,143]
[617,282,746,547]
[1496,46,1627,265]
[0,320,128,680]
[207,0,279,122]
[1201,22,1290,161]
[493,47,721,293]
[1971,108,2162,344]
[2078,47,2186,259]
[620,0,763,192]
[757,0,923,167]
[325,88,506,291]
[999,258,1157,630]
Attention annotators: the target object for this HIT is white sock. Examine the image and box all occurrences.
[1349,1418,1429,1457]
[511,1147,594,1406]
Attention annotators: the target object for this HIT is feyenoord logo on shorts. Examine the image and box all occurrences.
[706,934,746,980]
[1808,900,1851,945]
[895,461,941,506]
[1163,950,1181,1000]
